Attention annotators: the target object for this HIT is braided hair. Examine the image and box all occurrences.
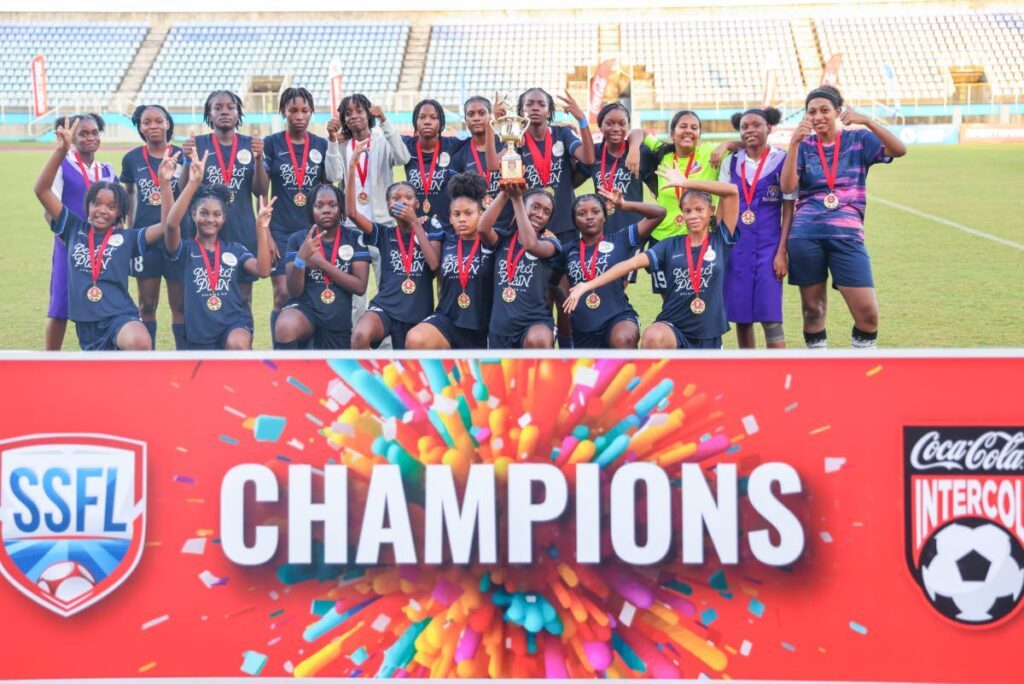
[279,87,315,115]
[131,104,174,141]
[83,181,129,225]
[203,90,244,128]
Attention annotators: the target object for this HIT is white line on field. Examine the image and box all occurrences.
[871,195,1024,251]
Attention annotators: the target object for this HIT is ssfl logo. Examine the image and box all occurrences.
[0,434,146,617]
[904,427,1024,628]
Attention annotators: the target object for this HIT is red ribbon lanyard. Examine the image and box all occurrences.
[672,152,695,203]
[469,143,490,181]
[87,226,116,283]
[685,234,710,299]
[196,237,222,294]
[505,233,528,285]
[286,133,310,192]
[395,227,417,277]
[457,237,481,290]
[74,152,100,187]
[211,133,238,188]
[739,150,770,211]
[524,129,553,186]
[599,144,622,192]
[351,139,370,187]
[415,140,440,198]
[141,146,164,190]
[579,236,603,282]
[317,229,343,287]
[815,129,842,193]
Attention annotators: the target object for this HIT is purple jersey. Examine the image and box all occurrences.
[790,128,892,241]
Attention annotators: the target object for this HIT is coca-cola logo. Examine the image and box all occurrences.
[908,428,1024,473]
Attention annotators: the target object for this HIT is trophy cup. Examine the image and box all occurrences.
[491,91,529,188]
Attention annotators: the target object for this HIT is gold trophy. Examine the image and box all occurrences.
[491,91,529,188]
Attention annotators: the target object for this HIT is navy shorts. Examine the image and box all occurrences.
[572,310,640,349]
[186,320,254,350]
[282,302,351,350]
[659,321,723,350]
[130,248,163,280]
[646,235,667,294]
[74,313,142,351]
[488,320,556,350]
[270,231,291,277]
[367,306,414,350]
[787,237,874,289]
[421,312,488,349]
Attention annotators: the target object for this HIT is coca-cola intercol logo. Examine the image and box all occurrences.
[904,427,1024,629]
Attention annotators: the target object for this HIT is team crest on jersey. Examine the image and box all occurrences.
[904,427,1024,628]
[0,434,146,617]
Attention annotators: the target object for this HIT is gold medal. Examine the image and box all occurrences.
[148,191,161,206]
[741,209,756,225]
[207,294,222,311]
[227,190,236,204]
[357,191,370,205]
[483,194,493,208]
[823,192,839,210]
[544,186,555,196]
[690,297,706,315]
[422,198,431,214]
[321,288,336,304]
[294,192,307,207]
[86,285,103,302]
[674,214,685,225]
[457,291,471,309]
[585,292,601,309]
[502,287,517,303]
[401,278,416,295]
[606,204,616,216]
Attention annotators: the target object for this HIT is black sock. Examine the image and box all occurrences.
[851,326,878,349]
[143,320,157,349]
[557,335,573,350]
[171,323,187,350]
[803,329,827,349]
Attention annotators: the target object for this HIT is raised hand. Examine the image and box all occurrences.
[556,91,585,121]
[350,139,370,164]
[625,144,641,176]
[54,115,78,152]
[792,114,813,144]
[597,186,624,210]
[326,116,341,143]
[710,142,730,170]
[492,92,508,120]
[158,150,181,183]
[839,106,869,127]
[369,105,385,122]
[655,166,688,189]
[256,195,277,232]
[297,226,323,262]
[188,149,208,185]
[182,132,196,158]
[251,134,264,160]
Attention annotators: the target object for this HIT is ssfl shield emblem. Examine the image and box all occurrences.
[0,434,146,617]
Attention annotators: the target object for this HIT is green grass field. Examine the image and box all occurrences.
[2,144,1022,350]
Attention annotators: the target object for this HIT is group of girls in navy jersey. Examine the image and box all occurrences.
[34,83,904,351]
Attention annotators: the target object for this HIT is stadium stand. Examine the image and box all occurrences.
[0,23,146,108]
[136,23,409,108]
[420,23,600,102]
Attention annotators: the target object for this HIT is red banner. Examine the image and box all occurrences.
[0,353,1021,682]
[588,59,616,126]
[29,55,48,118]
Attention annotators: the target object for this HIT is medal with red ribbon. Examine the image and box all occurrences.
[317,229,343,305]
[196,238,223,311]
[211,133,238,203]
[502,233,528,303]
[816,129,842,210]
[685,234,710,315]
[395,227,418,294]
[141,147,165,206]
[415,140,440,214]
[287,133,310,207]
[599,144,623,215]
[671,152,695,225]
[739,150,770,225]
[456,237,480,309]
[73,151,100,188]
[524,129,553,192]
[85,226,116,302]
[352,139,371,205]
[579,235,604,309]
[469,143,494,207]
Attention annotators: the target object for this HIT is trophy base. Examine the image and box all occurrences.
[499,177,527,189]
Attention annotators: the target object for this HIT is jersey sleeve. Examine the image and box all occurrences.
[237,243,256,267]
[346,229,372,262]
[859,129,893,167]
[262,135,276,173]
[49,206,81,243]
[119,152,134,184]
[644,238,669,272]
[367,222,386,248]
[626,223,641,248]
[285,231,304,264]
[643,133,665,154]
[718,158,732,183]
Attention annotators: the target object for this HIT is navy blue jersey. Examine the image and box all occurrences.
[51,208,147,322]
[165,238,254,345]
[646,226,739,339]
[183,133,259,252]
[434,232,495,330]
[285,227,370,332]
[575,142,656,234]
[120,145,183,228]
[518,125,581,236]
[263,132,328,239]
[367,222,443,324]
[563,225,640,333]
[402,136,469,227]
[449,138,514,229]
[489,228,564,336]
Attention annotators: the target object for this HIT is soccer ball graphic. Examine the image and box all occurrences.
[919,518,1024,624]
[36,561,96,604]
